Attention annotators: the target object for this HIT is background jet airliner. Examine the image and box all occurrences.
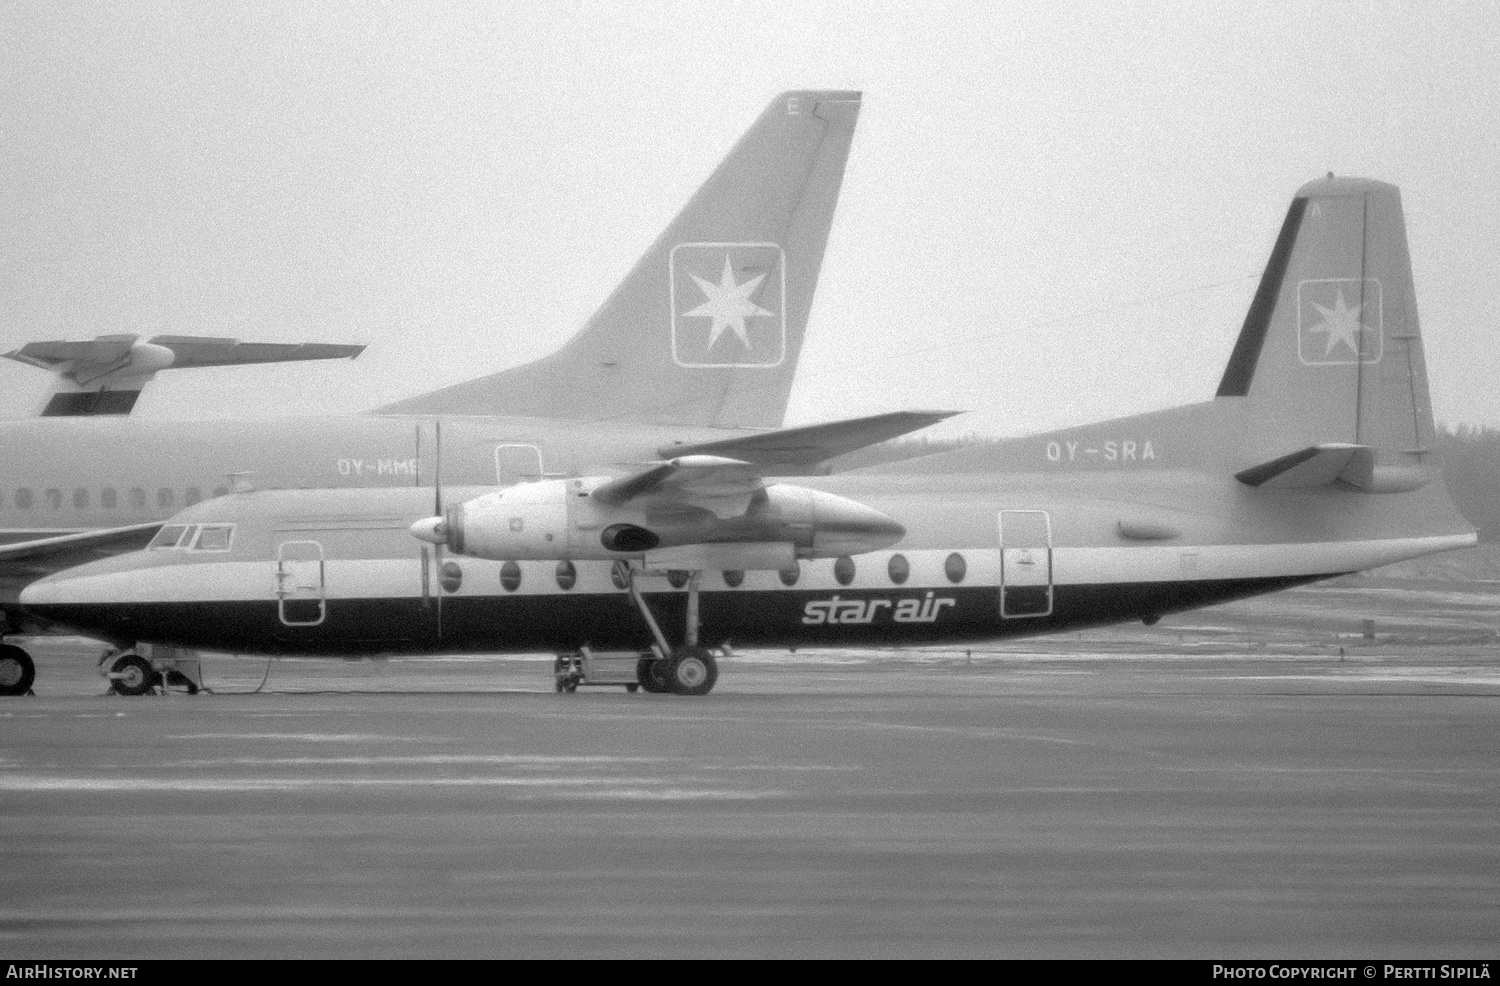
[0,90,938,694]
[18,176,1477,696]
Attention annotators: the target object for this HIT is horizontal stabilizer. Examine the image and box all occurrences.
[9,334,365,417]
[1236,444,1431,493]
[8,335,364,377]
[1235,444,1366,489]
[659,410,960,474]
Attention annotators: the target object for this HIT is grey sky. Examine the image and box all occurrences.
[3,1,1496,437]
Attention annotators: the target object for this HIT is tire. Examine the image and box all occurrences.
[665,646,718,697]
[625,683,640,694]
[109,654,158,697]
[636,655,669,694]
[0,644,35,697]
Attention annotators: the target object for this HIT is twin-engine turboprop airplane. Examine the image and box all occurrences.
[0,90,899,694]
[17,176,1479,697]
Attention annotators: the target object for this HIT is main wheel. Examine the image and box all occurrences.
[636,655,670,694]
[109,654,159,697]
[664,646,718,697]
[0,644,35,696]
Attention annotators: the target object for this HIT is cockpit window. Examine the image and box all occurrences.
[149,525,189,550]
[193,525,234,551]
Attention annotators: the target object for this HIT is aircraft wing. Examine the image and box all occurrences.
[0,523,164,594]
[657,410,961,475]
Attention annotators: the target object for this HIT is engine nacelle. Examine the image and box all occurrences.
[410,476,904,563]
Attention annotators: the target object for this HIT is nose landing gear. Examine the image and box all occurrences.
[100,645,205,696]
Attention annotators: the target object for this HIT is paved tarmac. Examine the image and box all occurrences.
[2,582,1499,959]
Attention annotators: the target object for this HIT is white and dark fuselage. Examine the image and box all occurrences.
[19,466,1475,657]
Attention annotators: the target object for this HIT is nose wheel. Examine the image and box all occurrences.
[107,652,161,696]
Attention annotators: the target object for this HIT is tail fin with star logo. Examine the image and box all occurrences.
[379,90,861,429]
[907,177,1452,500]
[1213,176,1441,491]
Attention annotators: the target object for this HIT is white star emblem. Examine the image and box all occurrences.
[682,256,774,349]
[1307,289,1373,356]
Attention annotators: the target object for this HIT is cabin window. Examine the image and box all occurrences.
[15,489,32,510]
[667,570,690,589]
[439,561,463,593]
[888,554,910,585]
[72,488,89,510]
[722,569,744,588]
[500,561,522,592]
[150,526,189,550]
[185,487,202,506]
[157,488,175,509]
[778,563,800,587]
[193,525,233,551]
[555,560,577,591]
[101,487,117,509]
[833,556,856,586]
[945,552,967,584]
[129,487,147,509]
[45,489,61,511]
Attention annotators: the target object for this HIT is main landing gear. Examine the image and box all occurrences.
[0,643,35,696]
[619,563,719,697]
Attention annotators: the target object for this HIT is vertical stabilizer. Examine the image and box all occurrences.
[379,91,862,429]
[1216,177,1436,484]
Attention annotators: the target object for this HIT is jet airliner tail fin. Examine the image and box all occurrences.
[378,91,862,430]
[1216,176,1438,487]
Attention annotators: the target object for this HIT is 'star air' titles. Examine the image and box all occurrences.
[1045,438,1156,463]
[802,592,957,625]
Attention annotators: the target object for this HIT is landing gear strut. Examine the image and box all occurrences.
[620,563,719,696]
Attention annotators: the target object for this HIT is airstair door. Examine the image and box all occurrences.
[998,510,1053,618]
[276,540,326,626]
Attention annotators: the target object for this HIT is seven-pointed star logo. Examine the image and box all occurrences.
[1307,289,1373,357]
[683,256,775,350]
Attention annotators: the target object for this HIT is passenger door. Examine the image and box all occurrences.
[998,510,1053,618]
[276,540,326,626]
